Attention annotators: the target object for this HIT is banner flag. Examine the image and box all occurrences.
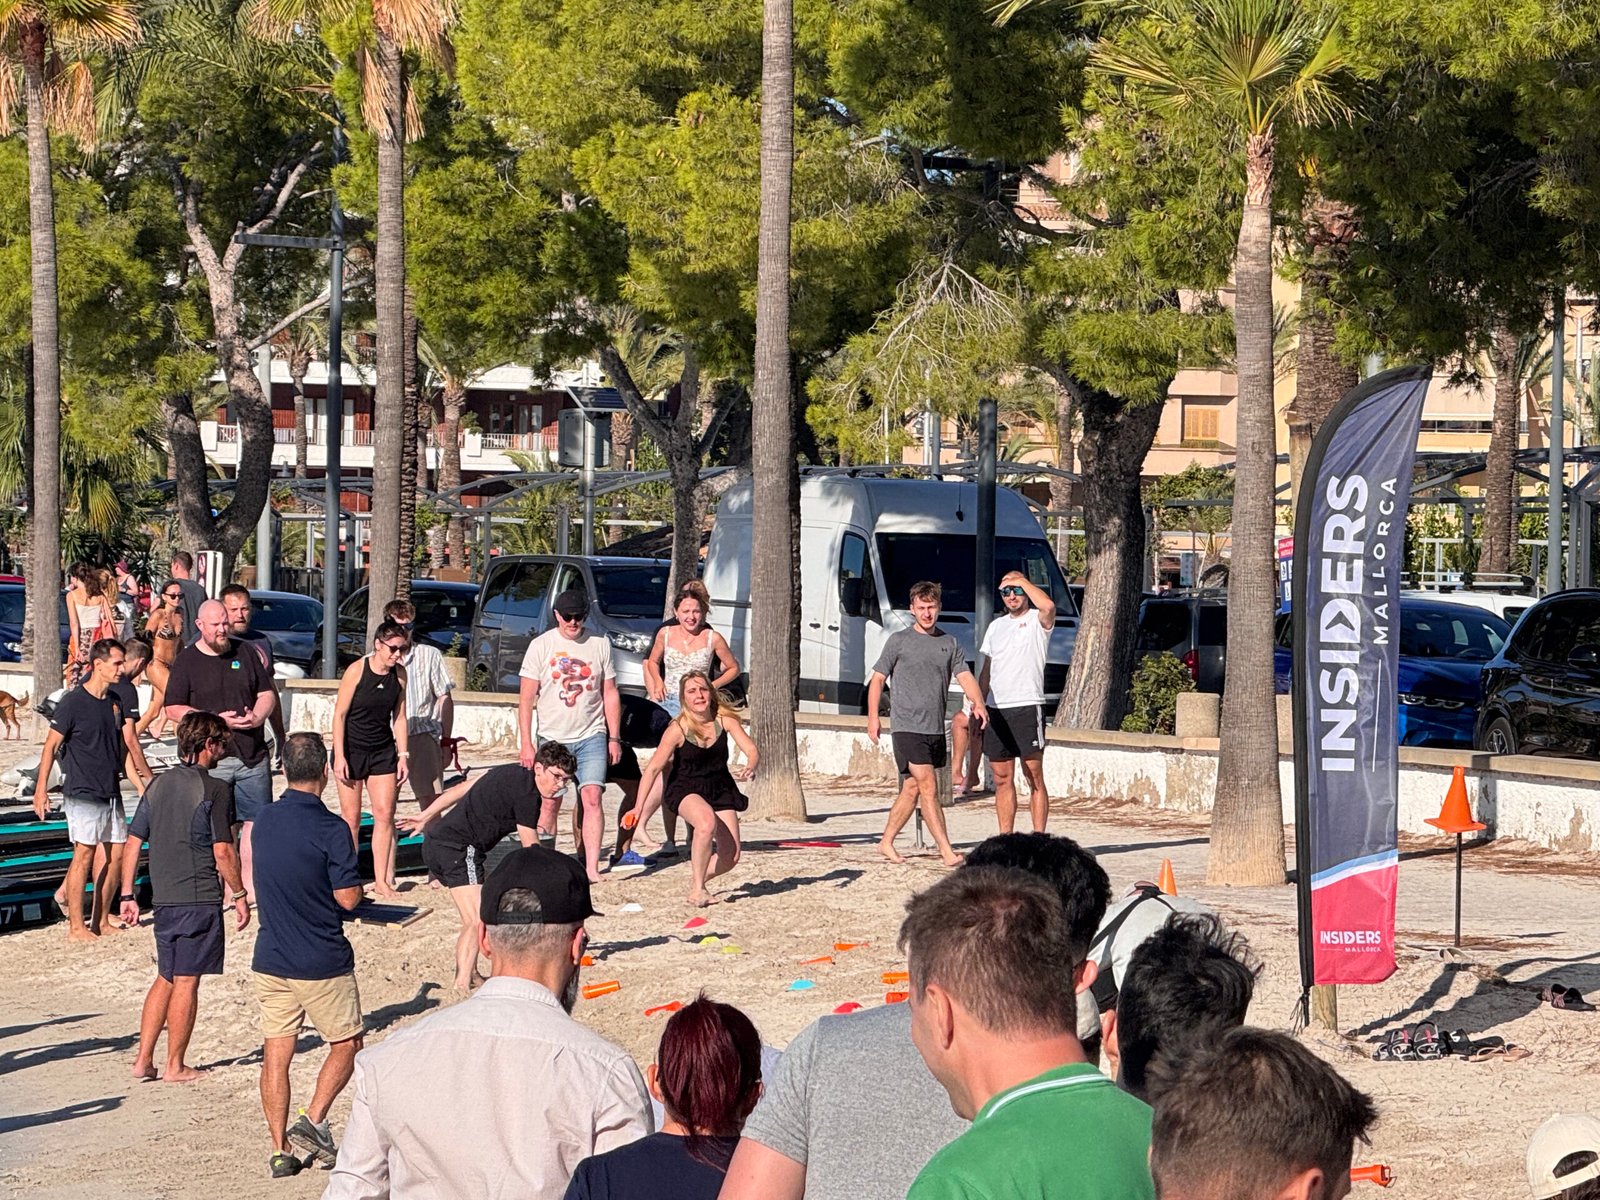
[1293,365,1430,992]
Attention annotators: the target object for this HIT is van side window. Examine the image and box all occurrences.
[484,562,554,622]
[839,532,877,617]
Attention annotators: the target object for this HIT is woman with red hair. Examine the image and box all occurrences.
[564,994,763,1200]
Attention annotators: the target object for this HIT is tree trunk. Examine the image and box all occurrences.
[611,410,638,471]
[441,376,466,569]
[664,349,704,603]
[1286,272,1357,498]
[745,0,805,820]
[290,347,310,479]
[396,296,419,596]
[1054,384,1165,730]
[1209,134,1287,887]
[1048,372,1076,563]
[22,31,63,701]
[1480,326,1521,577]
[366,30,407,638]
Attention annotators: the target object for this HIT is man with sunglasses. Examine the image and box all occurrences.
[399,742,579,992]
[517,590,622,884]
[976,571,1057,834]
[117,711,247,1083]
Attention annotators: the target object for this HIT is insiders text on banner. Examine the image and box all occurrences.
[1291,365,1430,994]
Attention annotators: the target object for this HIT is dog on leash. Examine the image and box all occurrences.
[0,691,30,739]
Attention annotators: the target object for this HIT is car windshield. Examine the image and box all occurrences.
[0,590,23,625]
[250,596,322,632]
[591,564,671,619]
[875,535,1071,614]
[1398,607,1509,661]
[410,588,474,631]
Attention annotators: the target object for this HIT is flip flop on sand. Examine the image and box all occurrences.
[1541,984,1596,1012]
[1465,1037,1530,1062]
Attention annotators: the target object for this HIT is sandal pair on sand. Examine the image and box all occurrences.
[1540,984,1596,1012]
[1373,1021,1529,1062]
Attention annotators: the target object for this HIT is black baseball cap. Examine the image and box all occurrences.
[553,589,590,620]
[479,846,599,925]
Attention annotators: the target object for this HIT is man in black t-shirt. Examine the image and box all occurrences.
[221,584,288,758]
[169,550,209,646]
[34,638,140,941]
[118,711,249,1082]
[399,743,578,991]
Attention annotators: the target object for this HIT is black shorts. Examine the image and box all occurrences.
[346,742,398,781]
[423,836,493,889]
[892,730,947,776]
[154,904,225,981]
[984,704,1046,761]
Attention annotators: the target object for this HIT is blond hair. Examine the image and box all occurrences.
[674,669,723,746]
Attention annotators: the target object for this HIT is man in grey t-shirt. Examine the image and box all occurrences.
[866,580,987,866]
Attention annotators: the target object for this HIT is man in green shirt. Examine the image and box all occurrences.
[903,865,1155,1200]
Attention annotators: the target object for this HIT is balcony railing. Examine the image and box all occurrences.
[213,422,558,455]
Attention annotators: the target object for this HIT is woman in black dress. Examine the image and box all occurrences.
[631,671,758,907]
[333,620,410,896]
[564,995,762,1200]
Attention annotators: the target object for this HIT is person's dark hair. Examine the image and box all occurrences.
[158,578,181,604]
[656,993,763,1167]
[171,550,194,572]
[899,865,1078,1036]
[89,638,124,664]
[1150,1026,1376,1200]
[219,583,250,605]
[966,832,1111,962]
[1117,913,1260,1103]
[282,732,329,785]
[383,598,416,623]
[69,561,92,585]
[909,580,941,605]
[123,637,152,665]
[177,711,229,763]
[534,741,578,777]
[1556,1171,1600,1200]
[373,619,410,646]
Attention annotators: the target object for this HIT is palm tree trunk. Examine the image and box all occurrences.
[290,350,310,479]
[22,32,63,703]
[441,376,466,568]
[396,296,419,597]
[1209,133,1287,886]
[1054,385,1164,729]
[1286,273,1357,495]
[745,0,805,821]
[366,30,407,639]
[1480,326,1521,577]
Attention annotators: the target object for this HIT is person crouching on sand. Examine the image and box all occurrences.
[628,671,757,908]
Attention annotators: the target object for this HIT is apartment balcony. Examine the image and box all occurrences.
[201,421,558,476]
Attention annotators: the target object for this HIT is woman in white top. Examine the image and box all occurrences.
[65,563,116,687]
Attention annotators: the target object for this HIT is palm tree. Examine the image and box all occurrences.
[1088,0,1349,885]
[2,0,140,701]
[744,0,805,821]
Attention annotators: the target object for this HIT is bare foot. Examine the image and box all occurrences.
[161,1065,209,1084]
[939,852,966,868]
[67,927,99,943]
[687,891,723,908]
[132,1060,157,1081]
[877,841,906,865]
[100,919,128,934]
[368,885,401,901]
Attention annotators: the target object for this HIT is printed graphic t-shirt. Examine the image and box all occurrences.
[520,628,614,743]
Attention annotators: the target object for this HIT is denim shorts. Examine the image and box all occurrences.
[540,730,608,792]
[211,755,273,823]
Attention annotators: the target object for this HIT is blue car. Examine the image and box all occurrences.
[0,584,72,663]
[1273,598,1510,748]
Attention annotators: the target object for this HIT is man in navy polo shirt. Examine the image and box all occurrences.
[250,731,364,1179]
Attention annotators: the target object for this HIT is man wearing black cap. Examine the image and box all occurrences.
[517,589,622,885]
[326,847,651,1199]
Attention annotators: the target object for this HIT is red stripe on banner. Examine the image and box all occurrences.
[1312,866,1398,985]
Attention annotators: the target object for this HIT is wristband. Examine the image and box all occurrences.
[118,893,135,903]
[608,737,621,744]
[398,751,410,758]
[231,891,248,902]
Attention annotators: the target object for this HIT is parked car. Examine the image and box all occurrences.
[0,584,71,663]
[1136,592,1228,693]
[247,590,325,676]
[337,580,478,667]
[469,555,672,694]
[1476,589,1600,757]
[1276,598,1510,748]
[1401,587,1535,625]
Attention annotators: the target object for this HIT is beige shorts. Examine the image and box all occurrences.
[408,733,443,802]
[254,971,364,1043]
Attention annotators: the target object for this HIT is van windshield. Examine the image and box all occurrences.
[875,535,1071,614]
[592,563,671,619]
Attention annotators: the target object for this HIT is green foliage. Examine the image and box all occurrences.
[1120,652,1196,735]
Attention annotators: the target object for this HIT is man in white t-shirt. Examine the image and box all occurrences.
[976,571,1056,833]
[517,590,621,884]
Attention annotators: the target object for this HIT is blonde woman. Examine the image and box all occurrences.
[630,671,757,907]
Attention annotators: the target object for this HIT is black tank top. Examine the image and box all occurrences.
[347,657,401,749]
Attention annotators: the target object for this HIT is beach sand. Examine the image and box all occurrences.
[3,746,1600,1198]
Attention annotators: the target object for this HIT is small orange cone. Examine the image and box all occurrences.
[581,980,621,1000]
[1350,1164,1393,1187]
[1425,766,1485,835]
[1156,858,1177,897]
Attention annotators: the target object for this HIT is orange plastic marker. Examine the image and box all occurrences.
[833,1002,863,1014]
[645,1001,684,1017]
[882,971,909,985]
[581,954,594,967]
[801,955,835,966]
[582,980,621,1000]
[621,810,638,829]
[885,991,909,1004]
[834,941,870,952]
[1350,1165,1392,1188]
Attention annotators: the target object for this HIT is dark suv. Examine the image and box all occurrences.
[1476,589,1600,758]
[1136,593,1228,693]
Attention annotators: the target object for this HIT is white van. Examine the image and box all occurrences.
[702,475,1078,714]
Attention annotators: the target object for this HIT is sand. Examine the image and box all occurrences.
[3,743,1600,1199]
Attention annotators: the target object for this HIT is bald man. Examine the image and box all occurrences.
[165,599,279,898]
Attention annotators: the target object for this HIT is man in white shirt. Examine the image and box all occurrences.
[518,590,621,883]
[976,571,1056,834]
[383,599,455,810]
[325,847,652,1199]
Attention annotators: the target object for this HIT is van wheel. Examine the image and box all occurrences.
[1481,715,1519,756]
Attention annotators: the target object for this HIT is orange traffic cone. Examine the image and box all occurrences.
[1425,766,1485,835]
[1156,858,1177,897]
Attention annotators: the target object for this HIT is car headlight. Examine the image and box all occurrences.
[607,631,654,655]
[1399,693,1466,710]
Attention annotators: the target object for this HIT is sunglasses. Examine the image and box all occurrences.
[1000,586,1025,597]
[378,640,410,654]
[164,591,182,599]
